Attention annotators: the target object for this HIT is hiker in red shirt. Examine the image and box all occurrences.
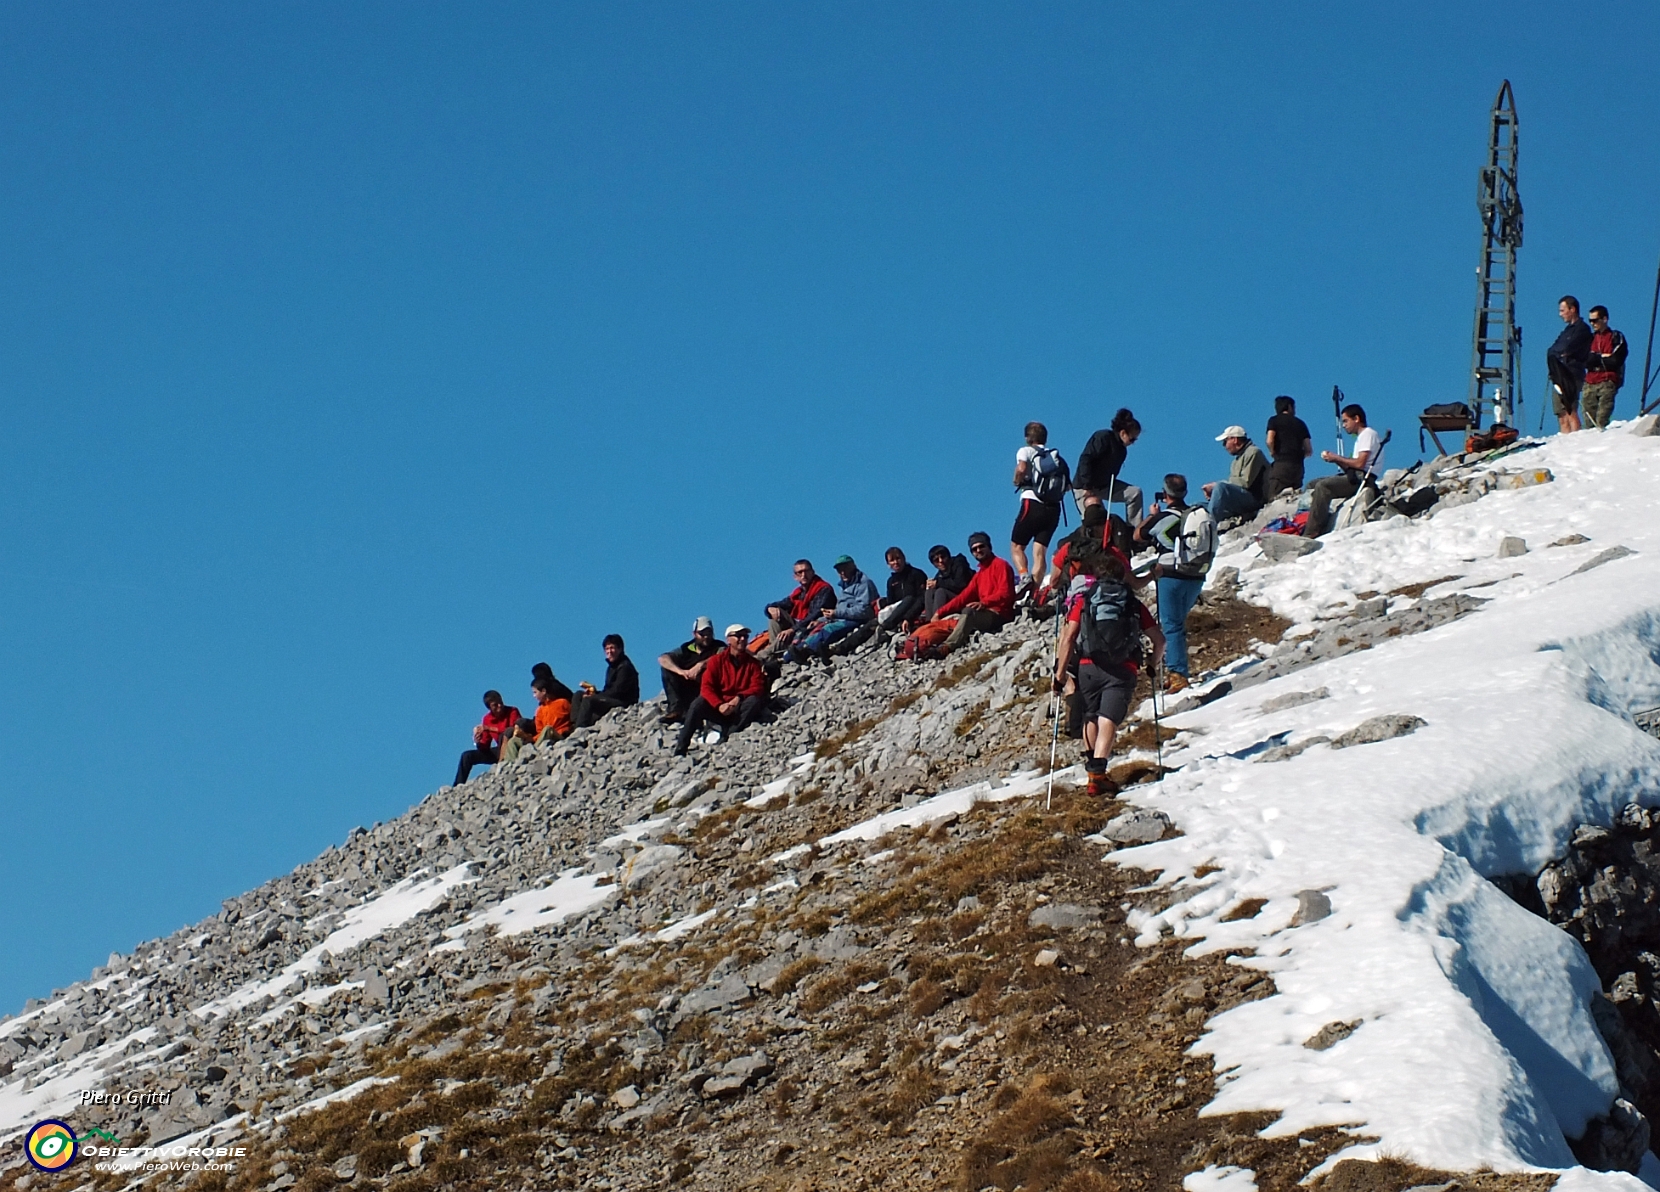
[758,560,836,660]
[1583,305,1629,430]
[674,625,769,756]
[931,532,1019,654]
[454,690,520,786]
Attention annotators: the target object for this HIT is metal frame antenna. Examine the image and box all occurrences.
[1466,80,1522,430]
[1640,246,1660,415]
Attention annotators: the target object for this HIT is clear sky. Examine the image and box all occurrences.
[3,2,1657,1013]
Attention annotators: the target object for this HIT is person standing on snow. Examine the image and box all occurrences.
[1548,295,1593,435]
[1583,305,1629,430]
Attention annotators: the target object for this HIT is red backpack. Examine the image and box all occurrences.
[895,618,957,662]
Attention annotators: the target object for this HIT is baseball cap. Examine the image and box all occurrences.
[692,615,713,633]
[1216,425,1247,441]
[833,554,855,567]
[724,623,750,638]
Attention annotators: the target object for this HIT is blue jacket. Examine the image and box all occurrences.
[832,569,879,624]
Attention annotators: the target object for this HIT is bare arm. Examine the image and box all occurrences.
[1053,618,1079,687]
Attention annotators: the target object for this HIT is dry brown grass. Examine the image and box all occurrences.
[958,1072,1083,1192]
[937,650,997,689]
[1220,897,1269,922]
[815,717,878,758]
[772,955,824,994]
[799,959,888,1014]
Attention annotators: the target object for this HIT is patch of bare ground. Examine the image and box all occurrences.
[1183,594,1292,677]
[1313,1157,1557,1191]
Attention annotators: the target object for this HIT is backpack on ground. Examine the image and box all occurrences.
[1464,424,1519,454]
[895,618,956,662]
[1423,401,1473,421]
[1172,506,1216,576]
[1076,579,1142,667]
[1030,446,1071,505]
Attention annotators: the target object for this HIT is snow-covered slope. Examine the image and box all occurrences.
[1119,423,1660,1185]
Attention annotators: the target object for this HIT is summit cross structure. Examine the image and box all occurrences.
[1466,79,1523,430]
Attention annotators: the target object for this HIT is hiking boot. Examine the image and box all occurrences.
[659,712,683,725]
[1164,673,1189,694]
[1086,770,1119,798]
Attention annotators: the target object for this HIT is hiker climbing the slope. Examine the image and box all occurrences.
[673,625,768,757]
[454,690,521,786]
[1302,403,1384,539]
[878,547,930,637]
[1053,552,1164,797]
[1264,395,1313,496]
[929,531,1018,654]
[1583,305,1629,430]
[1010,421,1070,596]
[658,616,722,725]
[1201,425,1269,525]
[1548,295,1593,435]
[1137,474,1214,694]
[569,634,640,729]
[784,555,879,662]
[924,544,974,620]
[758,559,836,660]
[1073,408,1144,526]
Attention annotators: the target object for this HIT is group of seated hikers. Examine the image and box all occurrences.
[454,399,1391,783]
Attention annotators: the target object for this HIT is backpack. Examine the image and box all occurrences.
[1029,447,1071,505]
[1423,402,1473,421]
[1172,506,1215,576]
[895,618,957,662]
[1464,424,1519,454]
[1076,579,1142,667]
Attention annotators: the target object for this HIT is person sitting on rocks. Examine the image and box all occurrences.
[530,661,573,702]
[454,690,521,786]
[930,531,1018,654]
[674,625,768,756]
[569,635,641,729]
[1201,425,1269,524]
[657,616,722,725]
[1053,551,1164,797]
[878,547,930,636]
[924,544,974,619]
[1303,403,1384,539]
[785,555,879,662]
[497,715,540,766]
[758,560,836,659]
[532,675,573,742]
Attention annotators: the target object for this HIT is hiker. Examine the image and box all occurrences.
[1137,475,1213,693]
[673,625,768,756]
[784,555,878,662]
[1011,421,1069,593]
[930,531,1018,653]
[1073,408,1145,526]
[1264,396,1313,496]
[657,616,722,725]
[924,544,974,619]
[878,547,930,635]
[1201,426,1269,523]
[530,662,573,702]
[569,635,641,729]
[1052,552,1164,797]
[1303,404,1384,539]
[758,560,835,659]
[454,690,520,786]
[498,716,539,766]
[1583,305,1629,430]
[531,675,573,742]
[1548,295,1593,435]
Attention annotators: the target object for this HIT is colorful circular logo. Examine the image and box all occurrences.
[26,1120,78,1171]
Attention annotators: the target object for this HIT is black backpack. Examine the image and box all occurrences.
[1077,579,1141,667]
[1029,447,1071,505]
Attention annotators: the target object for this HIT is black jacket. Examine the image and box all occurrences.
[886,563,929,606]
[1548,320,1593,373]
[601,656,641,705]
[1074,428,1128,493]
[933,553,974,597]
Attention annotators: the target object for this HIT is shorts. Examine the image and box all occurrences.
[1011,498,1062,547]
[1552,378,1581,417]
[1078,660,1137,726]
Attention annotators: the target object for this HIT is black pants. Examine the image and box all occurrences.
[660,670,701,719]
[925,587,960,619]
[1304,473,1361,538]
[455,744,499,786]
[570,692,626,729]
[1265,460,1304,497]
[675,694,766,754]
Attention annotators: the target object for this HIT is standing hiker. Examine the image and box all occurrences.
[1010,421,1070,595]
[1073,409,1144,526]
[1303,404,1384,539]
[1264,396,1313,496]
[1137,475,1214,694]
[1548,295,1593,435]
[1583,305,1629,430]
[1052,553,1164,797]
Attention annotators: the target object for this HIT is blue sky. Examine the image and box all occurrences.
[2,2,1657,1011]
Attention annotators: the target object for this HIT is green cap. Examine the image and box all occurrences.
[833,554,855,567]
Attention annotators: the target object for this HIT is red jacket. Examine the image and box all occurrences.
[780,577,834,623]
[938,556,1017,620]
[477,705,521,747]
[702,649,766,705]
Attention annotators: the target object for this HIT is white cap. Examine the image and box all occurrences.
[1215,425,1248,441]
[692,615,713,632]
[724,623,750,638]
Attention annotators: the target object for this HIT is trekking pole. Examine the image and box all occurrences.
[1151,660,1164,779]
[1331,385,1345,454]
[1045,604,1063,809]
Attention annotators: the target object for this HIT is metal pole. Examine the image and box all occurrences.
[1641,246,1660,414]
[1331,385,1345,453]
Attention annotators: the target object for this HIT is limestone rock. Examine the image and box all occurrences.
[1259,534,1322,562]
[1330,715,1426,749]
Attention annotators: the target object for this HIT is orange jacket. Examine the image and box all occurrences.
[535,698,571,738]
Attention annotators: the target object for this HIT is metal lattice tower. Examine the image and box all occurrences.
[1467,80,1523,429]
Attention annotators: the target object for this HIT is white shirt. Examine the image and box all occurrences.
[1353,427,1383,477]
[1016,445,1042,501]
